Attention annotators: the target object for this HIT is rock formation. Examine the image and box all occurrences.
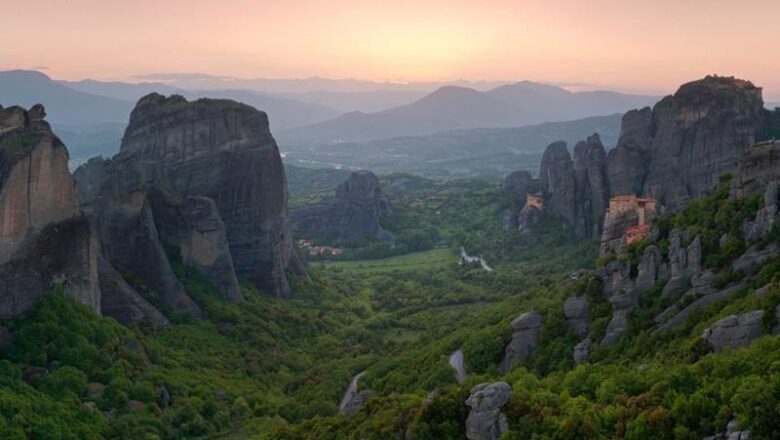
[572,134,610,237]
[573,338,591,364]
[75,94,307,305]
[703,419,752,440]
[732,140,780,199]
[465,382,512,440]
[601,287,638,347]
[290,170,393,245]
[513,134,610,237]
[502,170,541,231]
[0,104,100,317]
[501,311,542,371]
[741,181,779,242]
[448,349,467,384]
[563,296,589,337]
[596,243,669,346]
[98,255,168,326]
[539,141,577,228]
[702,310,764,352]
[504,76,776,242]
[662,231,701,297]
[607,76,769,210]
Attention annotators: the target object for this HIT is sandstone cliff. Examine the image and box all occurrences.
[526,134,608,237]
[0,105,100,316]
[76,93,307,304]
[608,76,769,210]
[509,76,774,243]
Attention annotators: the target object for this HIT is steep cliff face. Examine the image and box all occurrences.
[731,140,780,198]
[608,76,768,209]
[533,135,608,237]
[0,105,100,316]
[120,93,306,298]
[501,170,541,231]
[573,134,609,237]
[76,94,306,301]
[539,141,576,227]
[290,170,393,245]
[513,77,771,242]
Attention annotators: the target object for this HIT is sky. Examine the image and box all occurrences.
[2,0,780,99]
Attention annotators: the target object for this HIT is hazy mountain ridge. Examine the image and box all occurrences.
[0,70,132,125]
[281,82,656,145]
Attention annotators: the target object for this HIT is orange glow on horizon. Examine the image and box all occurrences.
[1,0,779,98]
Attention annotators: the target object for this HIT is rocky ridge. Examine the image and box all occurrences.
[75,93,307,314]
[0,104,100,317]
[505,76,777,241]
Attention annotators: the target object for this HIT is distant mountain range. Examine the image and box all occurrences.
[0,70,660,169]
[1,70,341,130]
[0,70,132,126]
[130,72,511,93]
[278,82,657,145]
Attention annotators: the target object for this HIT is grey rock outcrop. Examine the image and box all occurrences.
[573,338,591,364]
[602,288,639,347]
[655,282,748,333]
[661,231,701,297]
[503,170,538,200]
[465,382,512,440]
[79,180,201,317]
[150,192,243,303]
[448,349,467,384]
[607,76,768,210]
[76,93,306,303]
[732,140,780,199]
[501,311,542,371]
[539,141,577,228]
[502,170,541,231]
[122,94,306,297]
[704,419,752,440]
[573,134,609,237]
[98,255,168,326]
[606,107,653,196]
[510,76,776,241]
[702,310,764,352]
[563,296,589,337]
[596,259,633,299]
[635,245,664,292]
[773,302,780,335]
[0,105,100,317]
[290,170,393,245]
[530,136,610,238]
[731,245,780,274]
[741,181,779,242]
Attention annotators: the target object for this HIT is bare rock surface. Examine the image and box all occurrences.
[563,296,589,337]
[465,382,512,440]
[0,105,100,317]
[75,93,307,311]
[702,310,764,352]
[290,170,393,244]
[501,311,542,371]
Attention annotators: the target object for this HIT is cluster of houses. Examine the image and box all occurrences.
[297,239,343,257]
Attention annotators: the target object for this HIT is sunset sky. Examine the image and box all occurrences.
[2,0,780,98]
